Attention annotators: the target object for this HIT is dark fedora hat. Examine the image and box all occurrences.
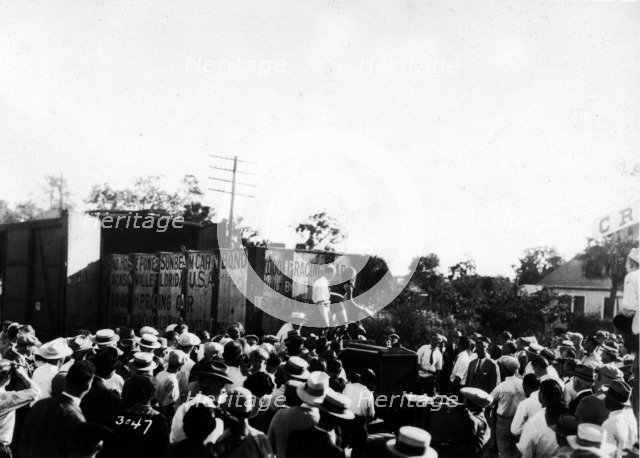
[554,414,580,438]
[604,379,632,406]
[189,360,234,385]
[569,364,594,381]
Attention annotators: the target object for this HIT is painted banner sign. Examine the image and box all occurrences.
[157,252,185,330]
[131,253,158,329]
[185,251,218,332]
[593,200,640,239]
[106,254,131,328]
[217,250,248,332]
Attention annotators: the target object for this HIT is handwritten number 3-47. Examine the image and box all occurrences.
[115,416,153,435]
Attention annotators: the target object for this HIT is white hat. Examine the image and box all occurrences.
[35,338,73,360]
[567,423,616,454]
[296,371,329,405]
[203,342,223,359]
[178,332,201,347]
[90,329,120,346]
[387,426,438,457]
[165,324,177,333]
[628,247,639,264]
[139,326,158,336]
[139,334,161,350]
[128,352,158,373]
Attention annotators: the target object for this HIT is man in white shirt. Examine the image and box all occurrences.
[601,380,638,456]
[417,335,443,395]
[0,361,41,452]
[447,336,472,397]
[517,379,563,458]
[620,247,639,334]
[490,356,525,457]
[31,338,72,403]
[511,374,542,437]
[312,265,335,327]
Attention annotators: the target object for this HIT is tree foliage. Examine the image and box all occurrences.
[514,246,564,284]
[294,212,346,251]
[578,236,637,302]
[85,175,214,223]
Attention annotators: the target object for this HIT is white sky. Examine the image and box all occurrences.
[0,0,638,276]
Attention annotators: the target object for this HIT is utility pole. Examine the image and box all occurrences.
[208,155,255,247]
[58,172,64,212]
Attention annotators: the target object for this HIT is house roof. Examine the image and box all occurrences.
[536,257,612,290]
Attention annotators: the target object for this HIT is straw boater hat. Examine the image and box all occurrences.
[318,390,355,420]
[567,423,616,455]
[139,334,161,350]
[91,329,120,347]
[387,426,438,458]
[36,338,73,360]
[290,312,306,324]
[296,371,329,405]
[139,326,158,337]
[224,387,258,419]
[280,356,310,381]
[128,352,157,374]
[460,387,493,410]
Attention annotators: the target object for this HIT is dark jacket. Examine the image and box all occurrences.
[575,391,610,425]
[20,394,85,458]
[81,376,122,426]
[465,357,500,394]
[287,426,346,458]
[568,389,593,414]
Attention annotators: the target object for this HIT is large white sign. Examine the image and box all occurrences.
[593,201,640,239]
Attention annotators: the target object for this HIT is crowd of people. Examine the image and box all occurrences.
[0,314,636,458]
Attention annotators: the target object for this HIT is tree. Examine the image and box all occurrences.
[294,212,346,251]
[0,199,48,223]
[448,258,476,281]
[85,175,214,223]
[44,174,74,213]
[514,246,564,284]
[578,236,638,305]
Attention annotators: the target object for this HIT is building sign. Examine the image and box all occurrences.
[131,253,158,329]
[593,201,640,239]
[157,252,185,330]
[106,254,131,327]
[185,251,218,332]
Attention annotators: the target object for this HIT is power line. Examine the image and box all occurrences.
[208,188,254,198]
[209,154,256,165]
[208,177,256,187]
[209,165,256,175]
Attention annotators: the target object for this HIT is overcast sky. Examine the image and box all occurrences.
[1,0,638,276]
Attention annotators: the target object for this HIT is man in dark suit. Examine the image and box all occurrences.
[81,346,122,427]
[567,364,594,414]
[466,337,500,394]
[21,360,95,458]
[575,363,624,425]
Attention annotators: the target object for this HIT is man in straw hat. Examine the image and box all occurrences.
[80,346,122,427]
[169,360,231,445]
[565,423,616,456]
[601,380,638,455]
[211,387,273,458]
[32,338,73,401]
[268,371,329,458]
[619,247,639,334]
[385,426,438,458]
[312,264,336,328]
[287,389,354,458]
[460,387,492,457]
[276,312,307,349]
[490,355,524,457]
[155,350,188,419]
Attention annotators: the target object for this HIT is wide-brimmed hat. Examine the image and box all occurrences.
[91,329,120,346]
[629,247,639,264]
[290,312,307,324]
[387,426,438,458]
[567,423,616,454]
[460,387,493,410]
[189,360,233,385]
[318,390,355,420]
[128,352,157,373]
[596,363,624,381]
[603,379,632,406]
[36,338,73,360]
[540,348,555,362]
[296,371,329,405]
[570,364,595,381]
[224,387,257,418]
[280,356,310,381]
[525,343,543,355]
[139,326,158,337]
[559,339,574,350]
[68,335,94,352]
[139,334,161,350]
